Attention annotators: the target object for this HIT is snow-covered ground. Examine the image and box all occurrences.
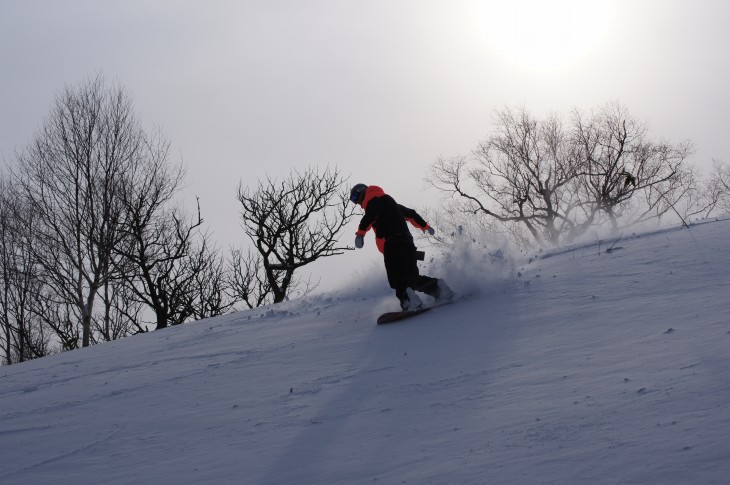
[1,218,729,484]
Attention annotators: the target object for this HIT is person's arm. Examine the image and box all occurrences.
[357,197,383,234]
[399,204,431,231]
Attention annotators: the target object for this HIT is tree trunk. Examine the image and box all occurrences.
[155,310,168,330]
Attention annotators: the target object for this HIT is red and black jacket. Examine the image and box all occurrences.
[355,186,431,253]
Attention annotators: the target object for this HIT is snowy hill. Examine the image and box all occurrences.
[1,218,729,485]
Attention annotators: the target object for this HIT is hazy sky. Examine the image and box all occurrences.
[2,0,729,281]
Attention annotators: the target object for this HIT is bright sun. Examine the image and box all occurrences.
[475,0,616,73]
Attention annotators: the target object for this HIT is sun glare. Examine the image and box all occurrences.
[475,0,615,73]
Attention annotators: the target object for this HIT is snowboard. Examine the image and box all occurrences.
[377,300,453,324]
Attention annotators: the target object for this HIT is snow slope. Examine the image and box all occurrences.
[1,218,729,484]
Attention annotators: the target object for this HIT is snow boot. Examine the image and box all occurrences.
[434,279,455,303]
[400,287,424,311]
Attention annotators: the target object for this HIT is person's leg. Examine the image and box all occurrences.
[395,239,440,297]
[397,240,454,302]
[414,276,439,296]
[383,242,406,292]
[385,237,423,310]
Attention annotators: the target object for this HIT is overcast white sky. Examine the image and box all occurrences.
[2,0,729,260]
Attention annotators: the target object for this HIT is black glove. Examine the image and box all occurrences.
[355,235,364,248]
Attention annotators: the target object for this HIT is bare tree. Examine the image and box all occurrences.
[94,275,145,341]
[705,159,730,215]
[226,248,273,309]
[430,103,697,247]
[5,74,224,354]
[107,278,146,335]
[0,177,52,364]
[572,102,694,229]
[188,239,235,320]
[431,107,581,245]
[110,127,218,330]
[114,195,206,329]
[236,166,353,304]
[11,74,145,347]
[115,158,230,329]
[34,293,80,351]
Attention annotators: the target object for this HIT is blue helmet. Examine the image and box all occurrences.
[349,183,367,204]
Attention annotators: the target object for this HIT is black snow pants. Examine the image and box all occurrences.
[383,234,438,301]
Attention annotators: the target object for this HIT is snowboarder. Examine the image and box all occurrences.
[349,183,454,311]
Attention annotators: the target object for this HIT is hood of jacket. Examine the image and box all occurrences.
[361,185,385,210]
